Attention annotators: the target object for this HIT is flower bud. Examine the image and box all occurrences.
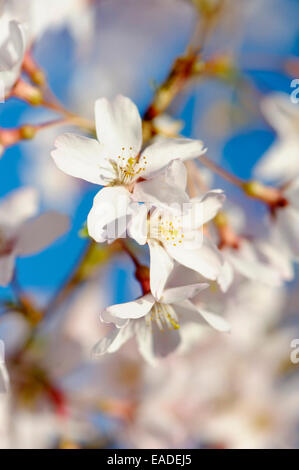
[12,79,43,106]
[22,51,46,86]
[0,128,22,157]
[0,125,37,157]
[242,180,286,206]
[19,125,36,140]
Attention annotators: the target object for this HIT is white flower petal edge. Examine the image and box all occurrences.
[160,283,209,304]
[140,137,206,178]
[0,187,38,227]
[51,133,108,185]
[15,212,70,255]
[133,159,189,208]
[0,19,26,94]
[92,322,134,356]
[101,294,155,326]
[94,268,229,363]
[275,207,299,259]
[255,93,299,181]
[0,360,9,393]
[166,239,223,281]
[148,240,174,300]
[0,253,16,287]
[195,308,232,333]
[95,95,142,156]
[222,240,283,288]
[192,190,226,226]
[87,186,133,243]
[266,179,299,259]
[0,188,69,286]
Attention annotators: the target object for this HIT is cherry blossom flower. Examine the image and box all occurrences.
[218,237,290,289]
[129,169,226,292]
[51,95,206,243]
[93,265,230,364]
[0,187,69,286]
[255,93,299,182]
[249,178,299,260]
[214,210,293,290]
[194,276,287,352]
[0,16,26,96]
[269,178,299,259]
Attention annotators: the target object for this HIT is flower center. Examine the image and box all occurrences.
[146,303,180,331]
[149,213,185,247]
[106,147,148,186]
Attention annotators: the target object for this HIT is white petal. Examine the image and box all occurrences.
[193,190,225,225]
[164,262,202,288]
[146,158,187,190]
[261,93,299,136]
[134,177,188,210]
[0,253,15,286]
[0,362,9,393]
[255,138,299,182]
[256,238,294,282]
[0,187,38,227]
[101,294,155,325]
[136,318,180,361]
[51,133,109,185]
[166,239,222,280]
[0,20,26,93]
[149,240,174,300]
[217,260,234,292]
[135,319,156,365]
[197,306,231,332]
[92,323,134,356]
[152,322,181,358]
[177,299,230,332]
[16,212,69,256]
[178,191,224,235]
[224,241,283,286]
[142,137,206,177]
[95,95,142,156]
[127,203,148,245]
[133,160,189,208]
[87,186,132,243]
[161,283,208,304]
[284,178,299,211]
[276,206,299,258]
[0,312,29,356]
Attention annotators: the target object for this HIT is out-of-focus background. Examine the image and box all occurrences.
[0,0,299,449]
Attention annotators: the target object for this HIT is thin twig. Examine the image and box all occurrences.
[198,154,245,188]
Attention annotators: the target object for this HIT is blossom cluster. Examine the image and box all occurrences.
[51,94,232,362]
